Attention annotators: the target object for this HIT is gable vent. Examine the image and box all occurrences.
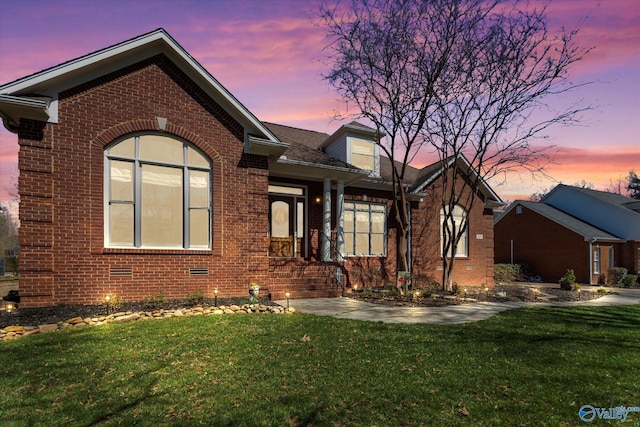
[110,267,132,277]
[189,268,209,276]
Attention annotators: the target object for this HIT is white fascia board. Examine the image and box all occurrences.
[413,155,502,203]
[272,158,369,183]
[0,95,51,131]
[246,135,289,159]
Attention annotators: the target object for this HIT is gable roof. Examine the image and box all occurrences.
[542,184,640,240]
[0,28,283,157]
[411,155,503,205]
[497,201,624,242]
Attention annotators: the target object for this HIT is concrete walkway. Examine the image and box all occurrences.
[276,287,640,325]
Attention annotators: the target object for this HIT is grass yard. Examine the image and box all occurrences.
[1,304,639,426]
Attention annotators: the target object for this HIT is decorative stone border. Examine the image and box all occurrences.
[0,303,296,341]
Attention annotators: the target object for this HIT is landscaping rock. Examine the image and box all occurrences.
[1,299,296,341]
[111,313,141,323]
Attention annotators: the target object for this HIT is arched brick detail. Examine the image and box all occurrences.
[90,120,224,256]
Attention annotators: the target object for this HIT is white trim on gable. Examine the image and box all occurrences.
[0,29,283,155]
[412,155,502,205]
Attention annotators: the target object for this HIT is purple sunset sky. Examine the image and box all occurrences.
[1,0,639,206]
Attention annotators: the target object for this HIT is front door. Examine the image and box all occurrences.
[268,186,306,257]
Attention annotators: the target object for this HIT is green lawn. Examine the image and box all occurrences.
[1,305,639,426]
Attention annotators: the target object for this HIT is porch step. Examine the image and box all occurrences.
[268,260,343,301]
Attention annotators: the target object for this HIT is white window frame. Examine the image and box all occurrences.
[593,247,601,275]
[343,201,387,257]
[348,137,379,177]
[267,184,308,258]
[104,133,212,250]
[441,204,469,258]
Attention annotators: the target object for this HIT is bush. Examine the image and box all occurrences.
[607,267,628,286]
[494,263,536,283]
[494,264,518,283]
[621,274,638,288]
[187,290,206,304]
[559,269,578,291]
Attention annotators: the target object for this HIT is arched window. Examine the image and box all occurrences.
[105,134,211,249]
[440,204,468,258]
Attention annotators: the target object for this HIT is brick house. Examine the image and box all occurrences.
[494,184,640,284]
[0,29,500,307]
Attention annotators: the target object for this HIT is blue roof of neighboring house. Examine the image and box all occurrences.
[542,184,640,240]
[514,201,624,242]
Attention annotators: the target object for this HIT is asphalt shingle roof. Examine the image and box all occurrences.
[517,200,623,241]
[263,122,355,169]
[264,121,436,187]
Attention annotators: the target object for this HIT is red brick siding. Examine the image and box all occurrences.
[18,55,271,306]
[494,204,592,283]
[411,171,495,287]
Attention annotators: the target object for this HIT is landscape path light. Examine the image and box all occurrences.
[214,288,218,307]
[285,292,290,309]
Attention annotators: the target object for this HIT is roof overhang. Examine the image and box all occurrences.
[270,158,370,184]
[319,122,384,149]
[412,155,503,204]
[246,135,289,160]
[0,95,51,132]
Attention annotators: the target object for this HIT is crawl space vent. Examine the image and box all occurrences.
[110,267,133,277]
[189,268,209,276]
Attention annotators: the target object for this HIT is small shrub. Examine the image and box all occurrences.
[559,269,577,291]
[187,290,206,304]
[494,263,535,283]
[105,294,124,310]
[417,282,441,298]
[143,294,167,308]
[621,274,638,288]
[607,267,628,286]
[494,264,518,283]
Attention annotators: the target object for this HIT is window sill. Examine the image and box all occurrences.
[101,248,212,255]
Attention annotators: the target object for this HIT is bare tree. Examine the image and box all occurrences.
[0,165,20,267]
[321,0,591,290]
[627,170,640,200]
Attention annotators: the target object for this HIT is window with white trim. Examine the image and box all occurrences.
[343,202,386,256]
[105,134,211,249]
[593,247,601,274]
[441,205,468,258]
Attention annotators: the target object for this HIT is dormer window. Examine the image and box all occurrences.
[321,122,382,177]
[348,137,379,176]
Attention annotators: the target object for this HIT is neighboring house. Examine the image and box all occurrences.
[495,184,640,284]
[0,29,500,307]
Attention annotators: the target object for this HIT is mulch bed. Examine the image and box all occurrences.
[348,284,604,307]
[0,297,278,329]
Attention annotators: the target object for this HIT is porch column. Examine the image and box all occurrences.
[336,179,345,261]
[322,178,332,261]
